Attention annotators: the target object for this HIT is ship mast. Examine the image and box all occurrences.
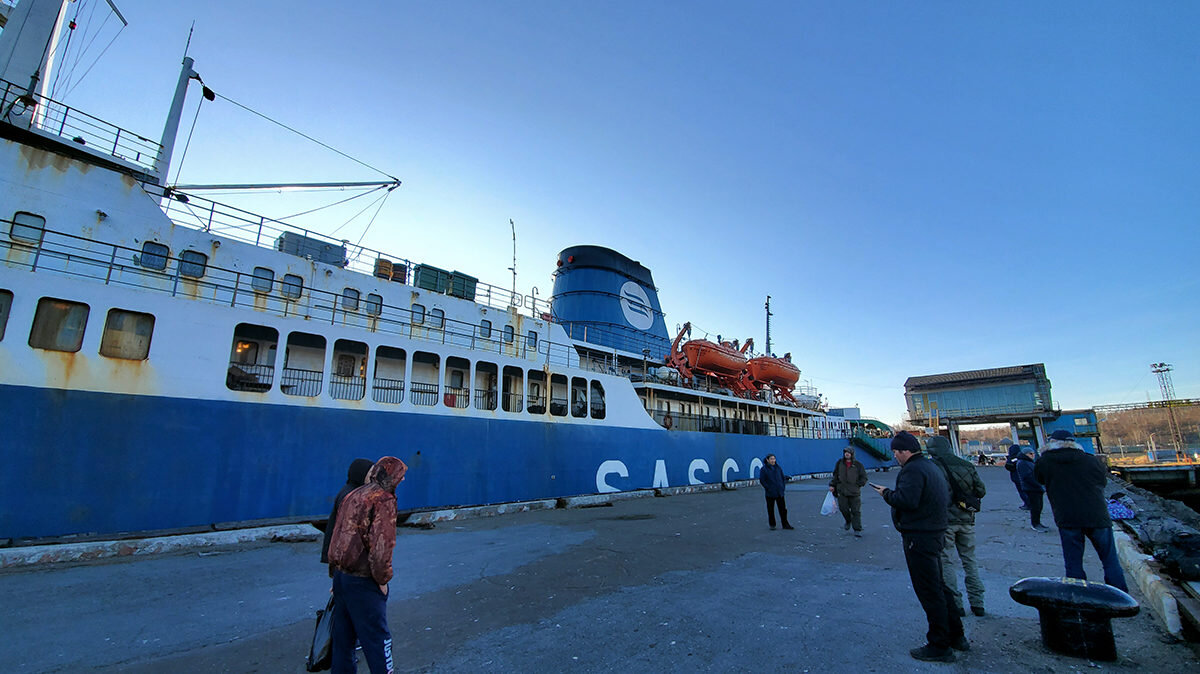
[764,295,772,357]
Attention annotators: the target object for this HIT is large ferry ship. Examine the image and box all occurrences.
[0,1,892,542]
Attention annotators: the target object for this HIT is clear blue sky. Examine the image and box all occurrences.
[39,0,1200,424]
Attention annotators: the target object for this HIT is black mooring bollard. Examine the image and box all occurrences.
[1009,577,1139,661]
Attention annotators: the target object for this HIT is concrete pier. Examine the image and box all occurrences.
[1,468,1197,672]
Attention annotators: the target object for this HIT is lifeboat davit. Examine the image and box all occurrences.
[682,339,747,378]
[746,356,800,389]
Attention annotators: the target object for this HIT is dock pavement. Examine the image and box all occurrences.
[2,466,1198,673]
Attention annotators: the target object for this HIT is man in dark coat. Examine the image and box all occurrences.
[759,453,793,530]
[329,456,408,674]
[829,446,868,536]
[872,431,966,663]
[1035,430,1128,591]
[1005,444,1029,509]
[322,457,375,577]
[1015,447,1048,532]
[926,437,988,617]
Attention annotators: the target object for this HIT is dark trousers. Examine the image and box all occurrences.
[837,493,862,531]
[332,571,394,674]
[902,531,964,650]
[765,496,789,527]
[1059,527,1128,592]
[1024,491,1044,526]
[1010,475,1029,507]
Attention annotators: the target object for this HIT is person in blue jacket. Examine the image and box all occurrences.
[759,454,793,530]
[1015,448,1049,532]
[1005,444,1029,510]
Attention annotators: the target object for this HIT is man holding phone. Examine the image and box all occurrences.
[871,431,967,663]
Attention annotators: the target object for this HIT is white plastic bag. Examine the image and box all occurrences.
[820,491,839,516]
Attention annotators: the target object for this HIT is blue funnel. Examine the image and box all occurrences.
[550,246,670,360]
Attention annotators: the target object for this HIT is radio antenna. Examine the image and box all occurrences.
[508,218,518,306]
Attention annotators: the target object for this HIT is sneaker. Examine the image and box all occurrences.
[955,605,966,617]
[950,636,970,652]
[782,524,794,530]
[843,522,851,531]
[971,606,986,617]
[769,525,777,530]
[910,645,955,663]
[1032,524,1050,533]
[1019,505,1029,510]
[853,531,862,538]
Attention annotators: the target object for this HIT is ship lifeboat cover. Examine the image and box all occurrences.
[682,339,747,377]
[746,356,800,389]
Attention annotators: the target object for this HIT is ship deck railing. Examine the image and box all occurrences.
[1,78,162,174]
[650,409,850,440]
[1,219,587,369]
[141,182,552,319]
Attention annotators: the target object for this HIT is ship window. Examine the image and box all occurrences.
[412,304,426,324]
[571,377,588,418]
[474,361,498,411]
[503,325,514,343]
[10,211,46,244]
[365,293,383,316]
[410,351,440,405]
[342,288,360,311]
[527,371,546,414]
[549,374,568,417]
[444,356,469,408]
[99,309,154,360]
[226,323,278,392]
[590,381,606,419]
[29,298,89,352]
[430,308,445,328]
[372,346,406,405]
[140,241,169,271]
[179,250,208,278]
[479,319,492,339]
[527,330,538,350]
[330,339,367,401]
[281,274,304,299]
[502,366,523,412]
[0,289,11,341]
[251,267,274,293]
[281,331,326,397]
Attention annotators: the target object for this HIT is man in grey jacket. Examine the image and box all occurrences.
[829,446,869,537]
[926,436,988,617]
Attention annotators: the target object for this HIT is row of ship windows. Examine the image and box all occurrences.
[0,291,608,419]
[0,290,153,360]
[226,322,607,418]
[9,214,540,345]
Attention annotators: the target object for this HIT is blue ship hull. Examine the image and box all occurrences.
[1,384,890,539]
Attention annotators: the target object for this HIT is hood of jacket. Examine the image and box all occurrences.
[346,458,374,487]
[925,436,953,460]
[366,456,408,493]
[1042,439,1083,453]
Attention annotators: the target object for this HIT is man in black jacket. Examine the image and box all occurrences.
[759,454,793,530]
[872,431,966,663]
[1035,429,1128,591]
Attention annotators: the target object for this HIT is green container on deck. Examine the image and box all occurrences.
[449,272,478,300]
[413,264,450,293]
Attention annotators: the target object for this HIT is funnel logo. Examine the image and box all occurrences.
[620,281,654,330]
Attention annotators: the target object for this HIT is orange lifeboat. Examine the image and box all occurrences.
[682,339,747,378]
[746,356,799,389]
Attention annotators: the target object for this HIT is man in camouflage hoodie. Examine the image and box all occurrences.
[328,456,408,674]
[926,436,988,617]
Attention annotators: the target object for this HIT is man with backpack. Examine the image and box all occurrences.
[926,436,988,617]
